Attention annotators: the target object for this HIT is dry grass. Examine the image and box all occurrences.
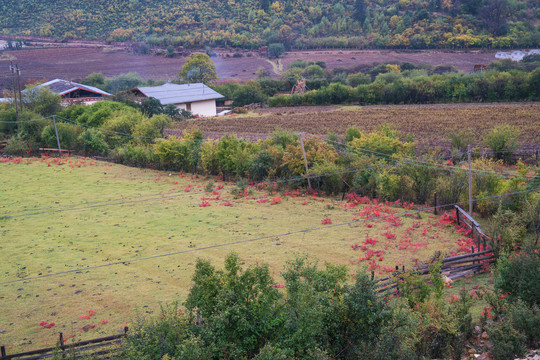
[1,157,467,352]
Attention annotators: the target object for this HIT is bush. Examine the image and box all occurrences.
[495,248,540,306]
[487,321,526,360]
[121,302,191,360]
[111,144,159,168]
[507,300,540,347]
[485,125,520,164]
[41,122,81,149]
[2,136,31,155]
[77,129,109,156]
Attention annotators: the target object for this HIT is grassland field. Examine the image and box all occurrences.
[1,156,490,353]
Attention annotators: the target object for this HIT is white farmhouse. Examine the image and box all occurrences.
[127,83,224,117]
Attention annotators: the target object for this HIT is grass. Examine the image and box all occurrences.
[0,156,468,353]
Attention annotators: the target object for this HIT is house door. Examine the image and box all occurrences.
[186,103,192,111]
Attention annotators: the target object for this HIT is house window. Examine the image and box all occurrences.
[186,103,192,111]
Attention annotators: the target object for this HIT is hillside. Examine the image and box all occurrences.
[1,0,539,49]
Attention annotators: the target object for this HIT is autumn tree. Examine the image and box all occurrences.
[178,53,218,84]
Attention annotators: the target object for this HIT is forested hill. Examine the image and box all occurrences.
[1,0,539,49]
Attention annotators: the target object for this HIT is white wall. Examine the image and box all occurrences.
[175,99,217,117]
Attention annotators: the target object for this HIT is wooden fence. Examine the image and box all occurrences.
[454,205,491,251]
[375,250,495,295]
[0,327,128,360]
[375,206,494,295]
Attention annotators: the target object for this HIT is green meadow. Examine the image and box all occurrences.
[0,156,464,352]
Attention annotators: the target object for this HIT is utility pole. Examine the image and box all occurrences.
[16,63,23,112]
[468,144,473,216]
[299,133,312,191]
[53,115,62,156]
[9,61,20,130]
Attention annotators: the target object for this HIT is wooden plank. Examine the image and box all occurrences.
[455,205,480,227]
[1,332,126,360]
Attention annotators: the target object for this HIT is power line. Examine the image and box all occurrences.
[324,137,535,180]
[1,187,538,286]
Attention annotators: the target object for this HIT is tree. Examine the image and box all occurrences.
[140,97,163,116]
[268,43,285,59]
[479,0,509,36]
[178,53,217,84]
[24,87,62,116]
[353,0,367,23]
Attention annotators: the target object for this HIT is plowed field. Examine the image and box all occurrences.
[170,103,540,150]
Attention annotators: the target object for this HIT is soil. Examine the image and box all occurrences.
[0,47,501,91]
[168,102,540,153]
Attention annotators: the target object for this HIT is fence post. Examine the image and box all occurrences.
[433,192,438,215]
[59,332,64,351]
[1,345,6,357]
[456,207,460,226]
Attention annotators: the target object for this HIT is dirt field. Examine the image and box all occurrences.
[0,47,500,90]
[170,103,540,151]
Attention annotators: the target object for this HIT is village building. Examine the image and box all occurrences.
[25,79,111,105]
[126,83,224,117]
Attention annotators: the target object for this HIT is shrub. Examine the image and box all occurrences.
[41,122,81,149]
[185,253,283,359]
[487,321,526,360]
[507,300,540,347]
[121,302,191,360]
[447,129,475,155]
[112,144,159,168]
[77,129,109,156]
[485,125,520,164]
[3,136,31,155]
[495,248,540,306]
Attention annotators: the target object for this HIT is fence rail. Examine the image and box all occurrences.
[375,206,494,295]
[0,328,128,360]
[375,250,495,295]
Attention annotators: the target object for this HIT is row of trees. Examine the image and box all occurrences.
[0,0,538,49]
[211,56,540,107]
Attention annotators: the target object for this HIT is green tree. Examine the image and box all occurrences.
[353,0,367,23]
[24,87,62,116]
[178,53,218,84]
[268,43,285,59]
[140,97,163,116]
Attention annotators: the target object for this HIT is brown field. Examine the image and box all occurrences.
[170,103,540,150]
[0,47,500,90]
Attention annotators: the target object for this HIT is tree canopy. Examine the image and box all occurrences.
[178,53,218,84]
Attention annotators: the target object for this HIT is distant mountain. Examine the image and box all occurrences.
[1,0,538,49]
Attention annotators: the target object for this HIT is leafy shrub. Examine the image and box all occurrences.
[77,129,109,156]
[485,125,520,164]
[2,136,31,155]
[121,302,191,360]
[487,321,526,360]
[111,144,159,168]
[185,253,283,359]
[507,300,540,347]
[41,122,81,149]
[495,248,540,306]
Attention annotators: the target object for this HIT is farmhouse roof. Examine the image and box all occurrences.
[132,83,224,105]
[25,79,111,97]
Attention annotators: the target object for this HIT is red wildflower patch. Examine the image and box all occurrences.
[270,196,282,205]
[321,218,332,225]
[199,201,211,207]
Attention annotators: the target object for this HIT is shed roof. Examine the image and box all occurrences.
[133,83,224,105]
[25,79,111,97]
